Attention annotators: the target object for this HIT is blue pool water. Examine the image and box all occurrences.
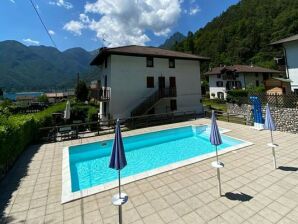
[69,126,244,192]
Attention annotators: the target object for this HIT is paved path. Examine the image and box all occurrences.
[1,119,298,223]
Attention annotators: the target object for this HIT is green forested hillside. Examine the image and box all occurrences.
[159,32,185,49]
[173,0,298,69]
[0,41,96,91]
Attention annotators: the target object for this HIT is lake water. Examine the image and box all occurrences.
[3,92,44,101]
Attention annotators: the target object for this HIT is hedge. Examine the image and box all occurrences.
[0,102,66,179]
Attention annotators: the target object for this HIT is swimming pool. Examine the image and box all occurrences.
[62,125,252,203]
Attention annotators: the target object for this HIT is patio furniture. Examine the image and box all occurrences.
[58,126,77,140]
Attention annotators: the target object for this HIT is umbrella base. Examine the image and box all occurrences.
[211,161,224,168]
[112,193,128,206]
[267,143,278,148]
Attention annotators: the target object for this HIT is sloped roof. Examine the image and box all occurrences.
[273,77,292,83]
[270,34,298,45]
[205,65,281,75]
[90,45,209,65]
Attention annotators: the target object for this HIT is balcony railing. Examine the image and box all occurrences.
[90,87,111,101]
[131,87,177,116]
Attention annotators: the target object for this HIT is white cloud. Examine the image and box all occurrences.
[49,30,55,35]
[189,5,200,15]
[63,20,84,35]
[9,0,15,3]
[22,38,40,45]
[49,0,73,9]
[64,0,181,47]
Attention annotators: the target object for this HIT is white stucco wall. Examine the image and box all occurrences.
[209,75,227,99]
[209,72,265,99]
[106,55,203,119]
[284,41,298,91]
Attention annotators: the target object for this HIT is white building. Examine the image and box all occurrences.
[206,65,281,99]
[90,45,209,120]
[271,34,298,93]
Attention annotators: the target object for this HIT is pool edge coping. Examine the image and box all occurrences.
[61,125,252,204]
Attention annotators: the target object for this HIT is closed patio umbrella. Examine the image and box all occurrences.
[109,119,128,224]
[210,110,224,197]
[264,103,278,169]
[64,100,71,120]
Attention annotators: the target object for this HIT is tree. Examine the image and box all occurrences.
[75,80,89,102]
[37,94,49,103]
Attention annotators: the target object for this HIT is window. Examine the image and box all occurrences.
[170,100,177,111]
[217,74,221,79]
[103,102,107,116]
[104,75,107,87]
[294,89,298,95]
[169,58,175,68]
[147,76,154,88]
[146,57,154,67]
[255,73,258,77]
[216,81,223,87]
[256,80,260,87]
[226,81,242,90]
[235,81,242,89]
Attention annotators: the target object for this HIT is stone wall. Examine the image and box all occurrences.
[227,103,298,134]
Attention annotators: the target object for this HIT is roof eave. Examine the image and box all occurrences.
[90,51,210,65]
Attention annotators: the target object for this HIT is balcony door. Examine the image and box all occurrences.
[158,76,165,89]
[169,77,176,97]
[158,76,165,97]
[169,77,176,88]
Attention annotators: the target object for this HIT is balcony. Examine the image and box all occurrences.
[90,87,111,101]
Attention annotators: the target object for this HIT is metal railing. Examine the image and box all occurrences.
[131,87,177,116]
[204,109,250,125]
[38,110,201,142]
[90,87,111,101]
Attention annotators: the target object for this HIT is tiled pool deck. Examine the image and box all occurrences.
[1,119,298,224]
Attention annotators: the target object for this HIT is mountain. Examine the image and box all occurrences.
[159,32,186,49]
[173,0,298,70]
[0,40,98,91]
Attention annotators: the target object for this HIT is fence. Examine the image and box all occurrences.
[227,92,298,108]
[38,110,202,142]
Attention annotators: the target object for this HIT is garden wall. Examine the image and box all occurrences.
[227,103,298,134]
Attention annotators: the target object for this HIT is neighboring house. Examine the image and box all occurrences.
[271,34,298,93]
[205,65,282,99]
[90,45,209,120]
[45,91,75,103]
[89,80,102,102]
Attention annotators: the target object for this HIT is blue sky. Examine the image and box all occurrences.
[0,0,239,51]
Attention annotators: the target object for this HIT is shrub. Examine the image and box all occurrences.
[75,80,89,102]
[0,116,36,178]
[0,102,65,179]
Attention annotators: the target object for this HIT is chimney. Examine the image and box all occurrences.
[250,62,254,67]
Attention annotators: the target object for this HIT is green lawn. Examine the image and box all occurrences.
[202,98,227,112]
